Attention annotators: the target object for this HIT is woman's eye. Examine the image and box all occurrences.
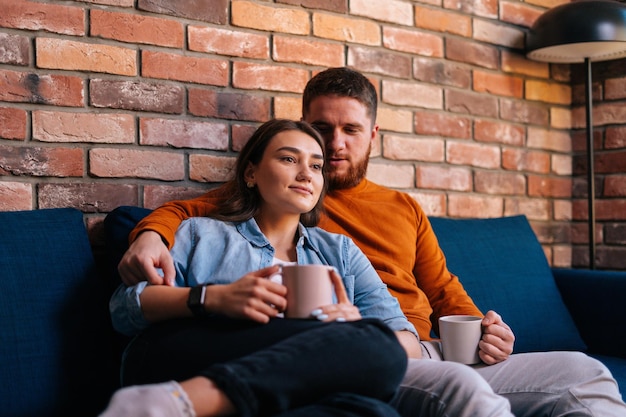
[281,156,296,163]
[312,164,323,171]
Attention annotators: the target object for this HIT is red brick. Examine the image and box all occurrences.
[36,38,136,76]
[445,90,498,118]
[475,171,526,195]
[233,62,309,93]
[595,150,626,175]
[377,107,413,133]
[414,110,471,139]
[33,111,135,143]
[408,191,447,216]
[526,80,571,105]
[232,124,260,152]
[274,97,302,120]
[0,107,27,140]
[605,175,626,197]
[312,13,380,45]
[142,51,228,86]
[90,10,184,48]
[605,77,626,100]
[382,80,442,109]
[447,141,501,169]
[348,46,412,79]
[383,135,444,162]
[89,148,184,180]
[605,223,626,244]
[0,32,29,65]
[189,154,237,183]
[144,185,210,209]
[366,163,415,188]
[414,5,471,36]
[474,119,525,146]
[596,200,626,221]
[473,19,524,49]
[383,27,443,58]
[277,0,347,13]
[499,1,543,28]
[90,79,184,114]
[81,0,134,6]
[444,0,498,18]
[273,36,344,67]
[138,0,228,24]
[606,127,626,149]
[448,194,504,218]
[416,165,472,191]
[38,183,138,212]
[474,71,523,98]
[446,37,499,70]
[597,247,626,270]
[0,69,84,107]
[140,118,228,150]
[0,0,85,35]
[0,144,83,177]
[350,0,413,25]
[232,1,310,35]
[526,127,571,153]
[189,89,271,122]
[500,99,549,126]
[188,26,269,59]
[502,148,551,174]
[528,175,572,198]
[504,197,551,221]
[0,182,32,211]
[501,51,549,78]
[413,57,471,88]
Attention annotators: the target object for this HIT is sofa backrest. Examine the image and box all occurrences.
[428,215,587,354]
[0,208,117,417]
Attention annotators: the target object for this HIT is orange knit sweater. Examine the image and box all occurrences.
[130,179,483,339]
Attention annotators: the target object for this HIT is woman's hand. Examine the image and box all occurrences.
[311,268,361,322]
[205,265,287,323]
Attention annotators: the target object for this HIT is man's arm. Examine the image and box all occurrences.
[119,192,223,286]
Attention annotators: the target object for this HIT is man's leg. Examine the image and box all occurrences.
[392,355,513,417]
[474,351,626,417]
[275,393,403,417]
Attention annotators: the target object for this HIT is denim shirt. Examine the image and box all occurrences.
[110,217,417,338]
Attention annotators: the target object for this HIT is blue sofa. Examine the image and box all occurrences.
[1,207,624,416]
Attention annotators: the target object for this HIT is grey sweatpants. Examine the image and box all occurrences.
[391,342,626,417]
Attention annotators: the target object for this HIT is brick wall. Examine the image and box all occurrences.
[1,0,625,269]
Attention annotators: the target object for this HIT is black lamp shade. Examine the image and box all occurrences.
[526,0,626,63]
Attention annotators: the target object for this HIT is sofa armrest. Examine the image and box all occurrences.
[552,268,626,358]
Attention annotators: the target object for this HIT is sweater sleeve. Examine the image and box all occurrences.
[412,208,483,336]
[128,191,222,248]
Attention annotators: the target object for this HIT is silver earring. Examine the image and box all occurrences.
[246,182,254,188]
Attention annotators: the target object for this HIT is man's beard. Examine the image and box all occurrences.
[327,152,370,191]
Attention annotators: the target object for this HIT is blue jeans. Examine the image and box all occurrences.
[121,317,407,417]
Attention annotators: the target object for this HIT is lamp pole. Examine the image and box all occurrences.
[584,57,596,269]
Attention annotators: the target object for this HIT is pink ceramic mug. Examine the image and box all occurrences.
[281,264,334,319]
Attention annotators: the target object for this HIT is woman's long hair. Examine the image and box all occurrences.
[210,119,327,227]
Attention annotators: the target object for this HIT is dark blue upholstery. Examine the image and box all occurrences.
[0,208,117,417]
[428,215,587,353]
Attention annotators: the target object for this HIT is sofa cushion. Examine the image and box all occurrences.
[0,208,116,417]
[428,215,587,354]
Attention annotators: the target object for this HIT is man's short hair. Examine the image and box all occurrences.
[302,67,378,123]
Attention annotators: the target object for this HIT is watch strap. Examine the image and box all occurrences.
[187,285,207,317]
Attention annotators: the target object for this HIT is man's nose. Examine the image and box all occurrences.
[325,129,345,151]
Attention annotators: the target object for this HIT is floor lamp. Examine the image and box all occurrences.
[526,0,626,269]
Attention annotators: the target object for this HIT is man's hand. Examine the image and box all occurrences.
[479,310,515,365]
[118,231,176,286]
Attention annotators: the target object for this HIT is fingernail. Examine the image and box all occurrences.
[315,314,329,321]
[310,309,323,316]
[335,317,346,322]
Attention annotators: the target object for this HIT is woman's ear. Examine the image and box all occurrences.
[243,162,256,184]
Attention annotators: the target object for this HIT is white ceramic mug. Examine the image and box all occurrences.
[281,264,333,319]
[438,315,483,364]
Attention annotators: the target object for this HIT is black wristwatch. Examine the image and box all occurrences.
[187,285,208,317]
